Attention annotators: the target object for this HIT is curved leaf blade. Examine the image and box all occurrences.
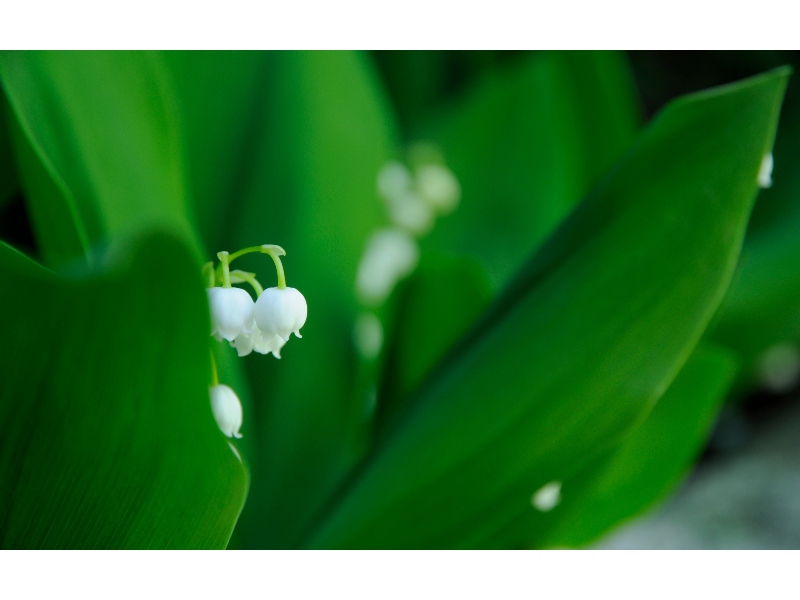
[308,68,790,549]
[0,233,247,549]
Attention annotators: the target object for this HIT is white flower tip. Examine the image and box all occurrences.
[758,152,774,189]
[209,384,243,439]
[531,481,562,512]
[294,330,302,339]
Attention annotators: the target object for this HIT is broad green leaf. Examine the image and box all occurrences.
[308,68,789,549]
[416,51,641,289]
[162,51,267,253]
[376,254,492,435]
[481,343,737,549]
[0,233,246,549]
[222,51,398,548]
[0,51,197,267]
[707,103,800,390]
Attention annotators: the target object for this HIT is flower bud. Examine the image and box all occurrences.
[209,384,243,439]
[254,287,308,341]
[207,287,255,342]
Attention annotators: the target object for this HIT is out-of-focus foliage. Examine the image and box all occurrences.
[0,234,247,549]
[0,51,795,549]
[307,69,788,548]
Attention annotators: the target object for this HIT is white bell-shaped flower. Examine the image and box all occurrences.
[254,287,308,341]
[209,384,243,438]
[416,164,461,214]
[356,228,419,305]
[207,286,255,342]
[230,326,288,359]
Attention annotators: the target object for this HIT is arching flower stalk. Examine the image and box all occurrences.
[204,244,307,359]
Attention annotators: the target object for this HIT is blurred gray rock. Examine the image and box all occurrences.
[597,400,800,549]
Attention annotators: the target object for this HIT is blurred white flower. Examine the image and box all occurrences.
[255,286,308,341]
[377,160,413,199]
[209,384,243,439]
[758,152,773,188]
[207,286,255,342]
[356,228,419,305]
[385,191,435,235]
[353,312,384,359]
[531,481,562,512]
[416,164,461,214]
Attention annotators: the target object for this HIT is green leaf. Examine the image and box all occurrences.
[0,51,197,267]
[0,87,17,211]
[483,343,737,549]
[416,51,641,289]
[0,233,247,549]
[707,103,800,390]
[307,68,790,549]
[162,51,267,253]
[376,254,492,435]
[220,51,399,548]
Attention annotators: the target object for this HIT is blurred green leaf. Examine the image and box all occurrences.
[221,51,399,548]
[0,51,196,267]
[483,343,737,548]
[0,88,17,210]
[0,233,247,549]
[708,100,800,390]
[417,51,641,289]
[307,68,789,549]
[376,254,492,435]
[162,51,266,253]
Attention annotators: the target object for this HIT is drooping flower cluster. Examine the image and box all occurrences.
[204,244,307,359]
[204,244,307,440]
[353,143,461,360]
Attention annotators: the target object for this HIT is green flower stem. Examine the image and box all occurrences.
[217,251,232,288]
[230,270,264,296]
[202,262,216,289]
[210,350,219,386]
[225,244,287,289]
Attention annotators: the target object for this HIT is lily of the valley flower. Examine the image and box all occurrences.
[205,244,307,358]
[207,286,255,341]
[231,326,288,358]
[255,287,308,341]
[209,384,243,438]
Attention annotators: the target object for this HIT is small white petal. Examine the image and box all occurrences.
[386,191,435,235]
[757,153,773,189]
[415,164,461,214]
[355,228,420,306]
[353,312,383,359]
[207,287,255,342]
[209,384,243,438]
[531,481,562,512]
[377,160,413,200]
[254,287,308,341]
